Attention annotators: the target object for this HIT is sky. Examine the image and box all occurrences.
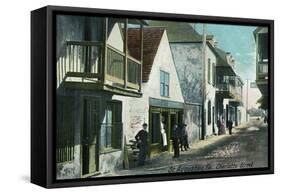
[196,24,262,108]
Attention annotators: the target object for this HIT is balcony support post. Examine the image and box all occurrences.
[102,17,108,83]
[124,19,128,88]
[139,23,143,92]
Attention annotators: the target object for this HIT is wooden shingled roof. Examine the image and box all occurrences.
[128,27,165,82]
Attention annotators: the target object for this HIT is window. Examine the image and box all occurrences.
[208,100,211,125]
[207,58,211,84]
[104,105,113,148]
[160,70,169,97]
[101,101,122,151]
[212,62,216,86]
[258,33,268,62]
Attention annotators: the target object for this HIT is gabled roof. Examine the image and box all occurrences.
[147,20,202,42]
[128,27,165,82]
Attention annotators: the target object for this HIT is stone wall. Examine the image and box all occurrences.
[170,43,203,104]
[184,103,201,144]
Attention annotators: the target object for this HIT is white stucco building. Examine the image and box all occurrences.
[117,27,184,157]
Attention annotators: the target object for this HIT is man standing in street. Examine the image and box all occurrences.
[228,119,233,135]
[172,124,180,158]
[180,123,190,151]
[135,123,148,166]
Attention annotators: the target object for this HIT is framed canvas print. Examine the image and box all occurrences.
[31,5,274,188]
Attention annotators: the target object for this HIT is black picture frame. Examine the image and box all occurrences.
[31,5,274,188]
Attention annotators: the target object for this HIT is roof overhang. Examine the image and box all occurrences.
[216,65,236,76]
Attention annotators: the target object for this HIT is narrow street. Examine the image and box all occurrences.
[105,119,268,177]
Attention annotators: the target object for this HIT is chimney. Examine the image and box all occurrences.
[206,35,215,47]
[214,41,218,47]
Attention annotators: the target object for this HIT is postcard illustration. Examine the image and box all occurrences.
[55,15,269,179]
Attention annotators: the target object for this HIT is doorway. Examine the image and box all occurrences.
[82,98,99,176]
[212,106,215,134]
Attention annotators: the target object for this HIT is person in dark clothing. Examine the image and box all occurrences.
[135,123,148,166]
[228,120,233,135]
[217,119,221,135]
[180,123,190,151]
[172,124,180,158]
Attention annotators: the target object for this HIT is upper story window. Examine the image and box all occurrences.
[160,70,170,97]
[207,100,211,125]
[212,62,216,86]
[207,58,211,84]
[258,33,268,63]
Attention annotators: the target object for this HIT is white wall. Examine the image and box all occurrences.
[238,105,247,124]
[204,45,217,136]
[145,31,184,103]
[107,23,124,52]
[1,0,279,194]
[114,30,184,143]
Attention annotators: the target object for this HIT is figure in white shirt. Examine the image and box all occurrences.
[160,116,168,151]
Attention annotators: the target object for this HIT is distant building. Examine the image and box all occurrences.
[213,47,244,128]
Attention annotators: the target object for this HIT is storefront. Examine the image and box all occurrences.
[148,98,184,157]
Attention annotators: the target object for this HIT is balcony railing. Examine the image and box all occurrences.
[56,41,102,88]
[127,57,141,87]
[216,83,236,97]
[217,82,243,102]
[57,41,141,91]
[257,62,268,74]
[106,45,141,90]
[106,46,125,84]
[233,89,242,102]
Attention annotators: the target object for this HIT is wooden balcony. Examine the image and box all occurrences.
[230,89,243,106]
[56,41,142,97]
[256,61,268,94]
[216,83,236,99]
[256,61,268,95]
[216,76,243,105]
[56,18,144,98]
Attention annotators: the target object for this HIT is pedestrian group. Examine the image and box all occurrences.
[135,119,191,166]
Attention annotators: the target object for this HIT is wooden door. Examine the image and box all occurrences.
[149,110,161,157]
[82,98,99,176]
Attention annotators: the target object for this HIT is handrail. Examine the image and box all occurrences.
[106,44,125,57]
[107,44,141,65]
[66,40,102,46]
[127,55,141,64]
